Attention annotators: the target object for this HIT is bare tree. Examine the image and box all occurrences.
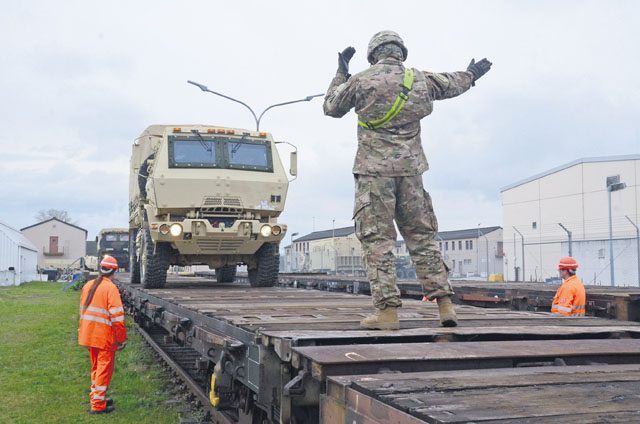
[35,209,76,224]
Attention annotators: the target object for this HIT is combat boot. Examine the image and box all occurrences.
[360,307,400,330]
[437,296,458,327]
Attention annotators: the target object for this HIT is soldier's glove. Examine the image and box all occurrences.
[467,58,492,86]
[337,46,356,77]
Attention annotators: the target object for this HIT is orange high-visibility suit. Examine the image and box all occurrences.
[551,275,586,316]
[78,276,127,412]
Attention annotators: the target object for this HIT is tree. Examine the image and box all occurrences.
[35,209,75,224]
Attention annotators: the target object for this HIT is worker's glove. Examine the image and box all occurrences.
[337,46,356,77]
[117,341,127,351]
[467,58,492,86]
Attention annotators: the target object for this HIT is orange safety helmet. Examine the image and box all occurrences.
[100,255,119,272]
[558,257,578,270]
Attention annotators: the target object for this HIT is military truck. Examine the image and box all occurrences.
[129,125,295,288]
[96,228,130,271]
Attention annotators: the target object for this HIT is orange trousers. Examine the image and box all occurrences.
[88,347,115,411]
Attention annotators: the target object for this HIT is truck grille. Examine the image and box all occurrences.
[195,240,245,253]
[202,196,243,207]
[201,196,243,217]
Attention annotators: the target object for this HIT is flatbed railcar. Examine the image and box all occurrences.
[118,275,640,423]
[274,273,640,321]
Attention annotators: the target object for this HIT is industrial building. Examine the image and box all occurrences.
[0,221,38,286]
[21,218,88,268]
[501,155,640,286]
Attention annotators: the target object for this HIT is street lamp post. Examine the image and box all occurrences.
[187,80,324,131]
[558,223,573,257]
[332,219,336,275]
[513,227,525,282]
[476,224,480,276]
[607,175,627,286]
[290,232,299,272]
[625,216,639,286]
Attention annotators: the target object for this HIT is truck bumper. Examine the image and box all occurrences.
[149,219,286,255]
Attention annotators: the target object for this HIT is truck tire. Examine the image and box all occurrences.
[248,243,279,287]
[215,265,237,283]
[130,229,140,284]
[140,226,170,289]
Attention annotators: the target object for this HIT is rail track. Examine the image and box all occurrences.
[119,273,640,423]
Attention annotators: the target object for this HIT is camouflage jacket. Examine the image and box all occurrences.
[323,57,474,176]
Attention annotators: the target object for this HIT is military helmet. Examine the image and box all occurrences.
[367,30,408,64]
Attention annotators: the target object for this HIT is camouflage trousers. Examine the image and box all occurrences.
[353,174,454,309]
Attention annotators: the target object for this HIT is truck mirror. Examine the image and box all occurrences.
[289,151,298,177]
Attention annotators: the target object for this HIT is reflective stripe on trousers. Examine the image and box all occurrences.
[89,347,115,412]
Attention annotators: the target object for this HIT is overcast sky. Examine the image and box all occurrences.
[1,0,638,243]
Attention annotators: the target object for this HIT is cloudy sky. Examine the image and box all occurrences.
[1,0,638,243]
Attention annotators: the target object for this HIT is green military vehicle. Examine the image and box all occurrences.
[97,228,130,271]
[129,125,295,288]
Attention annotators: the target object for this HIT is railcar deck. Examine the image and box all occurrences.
[274,273,640,321]
[119,275,640,423]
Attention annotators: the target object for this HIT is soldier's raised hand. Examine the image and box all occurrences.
[467,58,492,85]
[338,46,356,76]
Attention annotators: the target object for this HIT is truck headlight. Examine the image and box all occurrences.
[260,225,272,237]
[272,225,282,236]
[170,223,183,237]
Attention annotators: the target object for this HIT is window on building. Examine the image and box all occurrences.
[469,240,473,250]
[439,242,442,251]
[464,259,472,265]
[598,248,605,259]
[458,241,462,250]
[496,241,504,257]
[532,221,537,229]
[451,241,455,251]
[445,242,448,251]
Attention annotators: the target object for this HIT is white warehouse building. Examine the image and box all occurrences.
[501,155,640,286]
[0,221,38,286]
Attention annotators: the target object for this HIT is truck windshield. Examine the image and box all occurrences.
[169,135,273,172]
[228,142,270,170]
[172,140,217,167]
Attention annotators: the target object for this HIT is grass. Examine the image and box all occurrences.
[0,282,181,424]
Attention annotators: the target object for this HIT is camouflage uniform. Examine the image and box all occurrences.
[324,53,474,309]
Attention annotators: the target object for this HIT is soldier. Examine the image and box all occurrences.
[323,31,492,329]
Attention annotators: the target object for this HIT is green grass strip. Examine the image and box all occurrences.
[0,282,181,423]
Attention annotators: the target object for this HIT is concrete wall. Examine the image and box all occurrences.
[502,157,640,283]
[22,220,87,268]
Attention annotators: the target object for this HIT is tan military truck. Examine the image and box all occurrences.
[129,125,295,288]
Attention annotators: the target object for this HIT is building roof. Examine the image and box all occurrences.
[294,226,354,242]
[0,221,38,252]
[437,226,502,241]
[21,217,88,234]
[501,154,640,192]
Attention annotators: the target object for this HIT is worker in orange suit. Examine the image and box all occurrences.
[78,255,127,414]
[551,257,586,316]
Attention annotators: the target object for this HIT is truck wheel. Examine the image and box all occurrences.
[215,265,237,283]
[130,229,140,284]
[140,227,170,289]
[248,243,279,287]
